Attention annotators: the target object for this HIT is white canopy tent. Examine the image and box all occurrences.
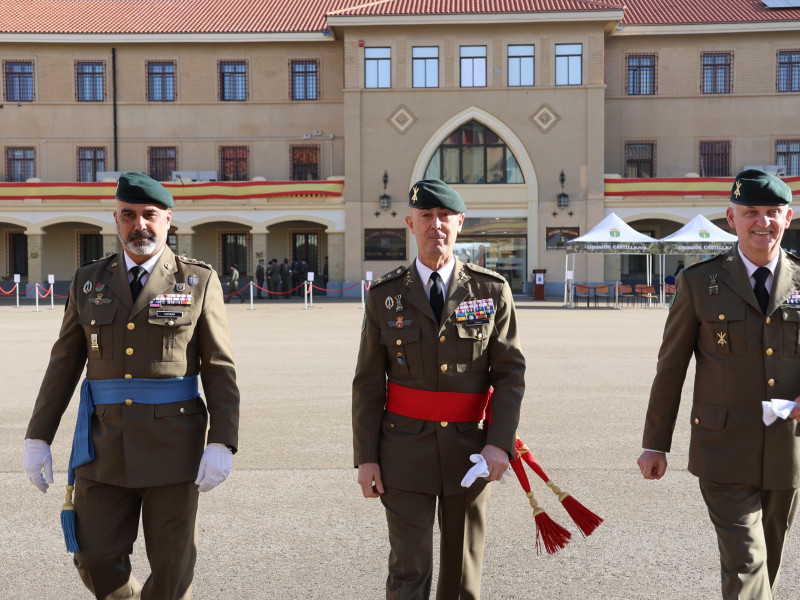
[656,213,738,304]
[564,212,658,306]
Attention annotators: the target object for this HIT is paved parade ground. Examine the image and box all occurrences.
[2,296,800,599]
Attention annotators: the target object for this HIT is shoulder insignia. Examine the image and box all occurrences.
[465,262,506,282]
[784,249,800,264]
[177,255,212,270]
[80,253,116,268]
[372,265,407,288]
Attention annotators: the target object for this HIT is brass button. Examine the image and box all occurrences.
[179,407,186,414]
[125,399,133,406]
[441,421,448,427]
[127,322,135,330]
[477,332,483,339]
[768,378,775,387]
[124,373,132,379]
[766,348,774,356]
[396,339,402,346]
[125,347,134,356]
[718,314,725,321]
[168,320,175,327]
[90,319,96,326]
[766,317,772,325]
[390,423,395,429]
[440,364,447,372]
[439,335,446,343]
[694,418,700,425]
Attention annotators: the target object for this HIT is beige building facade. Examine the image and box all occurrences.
[1,2,799,296]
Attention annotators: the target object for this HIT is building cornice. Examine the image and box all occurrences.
[326,10,624,28]
[0,32,331,44]
[612,20,800,36]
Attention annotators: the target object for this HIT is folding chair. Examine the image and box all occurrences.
[573,284,591,307]
[593,284,611,307]
[616,284,635,307]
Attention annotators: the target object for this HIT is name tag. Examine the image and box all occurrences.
[157,311,184,318]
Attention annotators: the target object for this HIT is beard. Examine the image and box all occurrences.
[119,226,162,256]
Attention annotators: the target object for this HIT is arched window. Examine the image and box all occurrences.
[424,120,524,184]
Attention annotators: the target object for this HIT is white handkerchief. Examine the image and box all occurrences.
[460,454,509,488]
[762,399,798,426]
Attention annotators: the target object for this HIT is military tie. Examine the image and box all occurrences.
[429,271,445,324]
[753,266,770,315]
[130,265,146,302]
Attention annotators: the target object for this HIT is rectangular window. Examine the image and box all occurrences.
[508,45,534,87]
[460,46,487,87]
[291,145,319,180]
[777,139,800,176]
[4,61,34,102]
[412,47,439,88]
[221,232,248,276]
[702,52,732,94]
[76,61,105,102]
[365,48,391,89]
[555,44,582,86]
[9,232,28,276]
[147,61,176,101]
[699,141,730,177]
[148,147,177,181]
[6,147,35,182]
[219,60,247,101]
[625,142,655,178]
[777,50,800,93]
[79,232,104,264]
[77,147,106,182]
[220,146,249,181]
[626,54,656,95]
[290,60,319,100]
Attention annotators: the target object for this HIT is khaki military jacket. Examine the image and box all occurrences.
[26,247,240,488]
[352,258,525,496]
[643,244,800,489]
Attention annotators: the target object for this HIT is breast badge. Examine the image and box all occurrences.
[83,280,93,294]
[708,274,719,296]
[456,298,495,324]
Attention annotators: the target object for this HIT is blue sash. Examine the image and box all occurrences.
[61,376,199,553]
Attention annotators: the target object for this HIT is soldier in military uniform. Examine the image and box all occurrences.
[255,258,265,299]
[22,172,239,600]
[352,179,525,599]
[639,169,800,600]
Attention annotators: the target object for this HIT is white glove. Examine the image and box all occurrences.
[460,454,509,488]
[194,443,232,493]
[762,399,798,426]
[23,438,54,493]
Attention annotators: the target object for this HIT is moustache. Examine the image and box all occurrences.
[128,231,156,243]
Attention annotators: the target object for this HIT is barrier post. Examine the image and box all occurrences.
[35,284,40,312]
[614,281,621,310]
[249,282,254,311]
[303,282,308,310]
[361,280,366,310]
[308,281,314,308]
[50,284,54,310]
[14,274,20,308]
[16,283,20,308]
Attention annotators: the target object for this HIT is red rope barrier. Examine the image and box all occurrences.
[37,286,52,298]
[0,283,18,295]
[223,284,250,297]
[24,284,37,294]
[309,282,362,293]
[256,283,305,296]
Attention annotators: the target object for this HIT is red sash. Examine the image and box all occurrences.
[386,381,490,422]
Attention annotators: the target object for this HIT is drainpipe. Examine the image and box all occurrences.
[112,47,118,170]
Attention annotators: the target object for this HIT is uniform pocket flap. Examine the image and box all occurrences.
[383,412,425,434]
[700,303,745,322]
[455,420,484,432]
[78,304,116,326]
[781,308,800,322]
[154,397,203,418]
[380,327,420,346]
[691,401,727,431]
[455,322,495,340]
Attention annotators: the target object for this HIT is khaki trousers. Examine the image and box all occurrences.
[73,477,199,600]
[381,482,491,600]
[700,480,799,600]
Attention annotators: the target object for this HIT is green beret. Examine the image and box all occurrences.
[116,172,175,208]
[730,169,792,206]
[409,179,466,214]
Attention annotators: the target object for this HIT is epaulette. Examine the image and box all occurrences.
[784,249,800,265]
[465,262,506,282]
[80,253,116,268]
[684,249,730,271]
[177,255,213,270]
[372,265,407,288]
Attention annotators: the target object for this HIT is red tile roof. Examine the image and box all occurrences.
[621,0,800,25]
[0,0,797,34]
